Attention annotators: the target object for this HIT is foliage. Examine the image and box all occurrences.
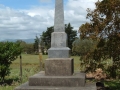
[34,35,47,54]
[33,36,40,52]
[79,22,91,39]
[40,23,77,52]
[72,38,96,55]
[65,23,77,50]
[16,40,34,54]
[25,43,34,54]
[33,36,39,53]
[79,0,120,78]
[72,38,100,71]
[104,80,120,90]
[0,42,22,82]
[41,26,53,49]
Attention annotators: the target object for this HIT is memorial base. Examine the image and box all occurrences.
[45,58,74,76]
[15,71,96,90]
[29,71,85,86]
[14,58,96,90]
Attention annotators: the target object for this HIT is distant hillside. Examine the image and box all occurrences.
[1,39,35,43]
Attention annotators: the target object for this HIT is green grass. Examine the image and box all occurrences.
[104,80,120,90]
[71,56,80,71]
[12,54,48,64]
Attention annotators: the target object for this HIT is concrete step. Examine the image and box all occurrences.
[29,71,85,87]
[15,82,96,90]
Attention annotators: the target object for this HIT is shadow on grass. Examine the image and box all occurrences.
[0,77,20,86]
[104,80,120,90]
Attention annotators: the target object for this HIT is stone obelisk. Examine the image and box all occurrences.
[14,0,96,89]
[48,0,70,58]
[54,0,64,32]
[45,0,73,76]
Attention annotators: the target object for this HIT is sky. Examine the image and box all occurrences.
[0,0,98,41]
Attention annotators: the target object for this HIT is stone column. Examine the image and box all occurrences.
[48,0,70,58]
[46,0,73,76]
[54,0,64,32]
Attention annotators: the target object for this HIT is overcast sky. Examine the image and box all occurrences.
[0,0,98,41]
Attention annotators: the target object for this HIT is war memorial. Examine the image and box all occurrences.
[15,0,96,90]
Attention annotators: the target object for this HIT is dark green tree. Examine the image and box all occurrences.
[0,42,22,81]
[65,23,77,50]
[33,36,39,53]
[41,26,54,49]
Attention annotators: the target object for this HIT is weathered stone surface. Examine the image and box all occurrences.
[45,58,74,76]
[15,82,96,90]
[48,47,70,58]
[54,0,64,32]
[14,0,88,90]
[29,71,85,87]
[48,0,70,58]
[51,32,67,48]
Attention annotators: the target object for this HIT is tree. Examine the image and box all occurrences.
[0,42,22,81]
[16,40,34,54]
[33,36,39,53]
[25,43,34,54]
[41,23,77,51]
[41,26,54,49]
[72,38,98,71]
[79,23,91,39]
[34,35,46,54]
[72,38,96,55]
[79,0,120,78]
[16,40,26,52]
[65,23,77,50]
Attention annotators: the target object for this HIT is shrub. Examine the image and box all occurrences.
[0,42,22,82]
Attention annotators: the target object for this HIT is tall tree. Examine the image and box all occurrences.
[41,26,54,49]
[65,23,77,50]
[33,36,39,53]
[79,0,120,78]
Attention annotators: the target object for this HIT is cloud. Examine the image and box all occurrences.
[64,0,98,30]
[0,0,98,41]
[0,4,54,40]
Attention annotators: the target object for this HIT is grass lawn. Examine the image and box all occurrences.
[0,54,119,90]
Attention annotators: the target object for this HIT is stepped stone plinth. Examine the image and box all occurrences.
[29,71,85,87]
[15,82,96,90]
